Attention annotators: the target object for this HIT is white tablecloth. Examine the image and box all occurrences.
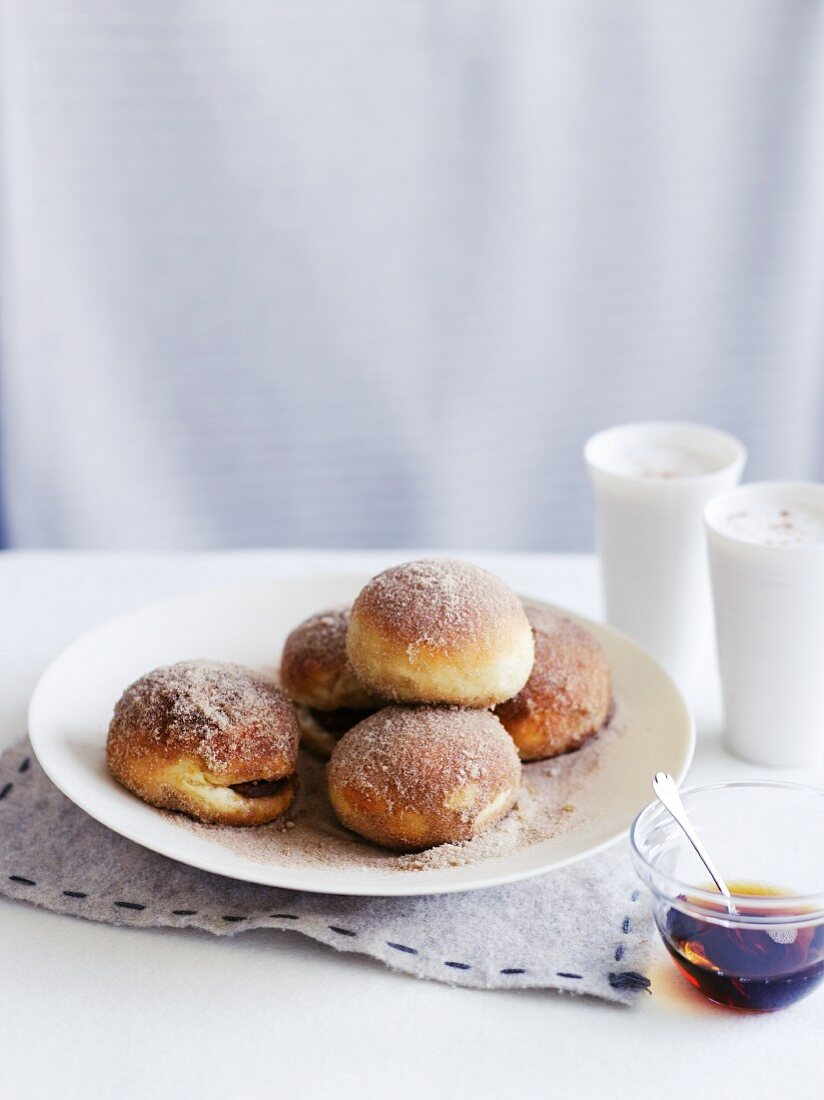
[1,550,822,1099]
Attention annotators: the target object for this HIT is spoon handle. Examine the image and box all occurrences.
[652,772,732,899]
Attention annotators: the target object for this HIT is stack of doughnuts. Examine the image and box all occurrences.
[324,560,533,850]
[105,558,613,851]
[282,559,612,851]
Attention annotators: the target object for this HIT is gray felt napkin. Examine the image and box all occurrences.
[0,736,653,1004]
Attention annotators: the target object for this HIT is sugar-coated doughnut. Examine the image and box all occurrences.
[281,606,381,711]
[346,560,535,707]
[494,605,612,761]
[327,706,521,851]
[280,606,383,757]
[106,660,300,825]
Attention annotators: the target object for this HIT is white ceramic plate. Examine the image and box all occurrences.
[28,576,694,896]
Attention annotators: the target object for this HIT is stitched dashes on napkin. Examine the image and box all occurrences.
[0,737,653,1003]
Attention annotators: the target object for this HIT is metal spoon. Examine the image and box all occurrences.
[652,772,735,912]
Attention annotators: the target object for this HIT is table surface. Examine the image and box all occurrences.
[2,550,823,1100]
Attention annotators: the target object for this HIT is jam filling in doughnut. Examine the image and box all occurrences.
[229,775,294,800]
[306,707,376,735]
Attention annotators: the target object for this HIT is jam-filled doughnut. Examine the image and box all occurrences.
[346,560,535,707]
[279,606,383,758]
[106,660,300,825]
[494,605,612,761]
[327,706,521,851]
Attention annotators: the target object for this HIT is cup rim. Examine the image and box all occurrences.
[704,480,824,551]
[584,420,747,489]
[630,779,824,921]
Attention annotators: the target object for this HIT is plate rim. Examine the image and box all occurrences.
[28,576,696,896]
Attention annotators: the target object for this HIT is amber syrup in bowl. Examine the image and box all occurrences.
[660,882,824,1011]
[632,781,824,1011]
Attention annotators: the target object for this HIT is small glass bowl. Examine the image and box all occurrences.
[631,781,824,1011]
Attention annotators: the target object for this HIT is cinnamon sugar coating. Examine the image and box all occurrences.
[495,606,612,761]
[327,706,521,851]
[346,560,535,707]
[106,660,300,825]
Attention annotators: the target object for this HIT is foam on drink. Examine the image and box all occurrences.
[717,501,824,547]
[607,443,721,481]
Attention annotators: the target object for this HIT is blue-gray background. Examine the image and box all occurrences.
[1,1,823,551]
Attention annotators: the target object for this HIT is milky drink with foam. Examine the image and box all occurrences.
[706,482,824,766]
[585,422,745,703]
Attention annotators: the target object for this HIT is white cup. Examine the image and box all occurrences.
[705,481,824,766]
[585,421,746,700]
